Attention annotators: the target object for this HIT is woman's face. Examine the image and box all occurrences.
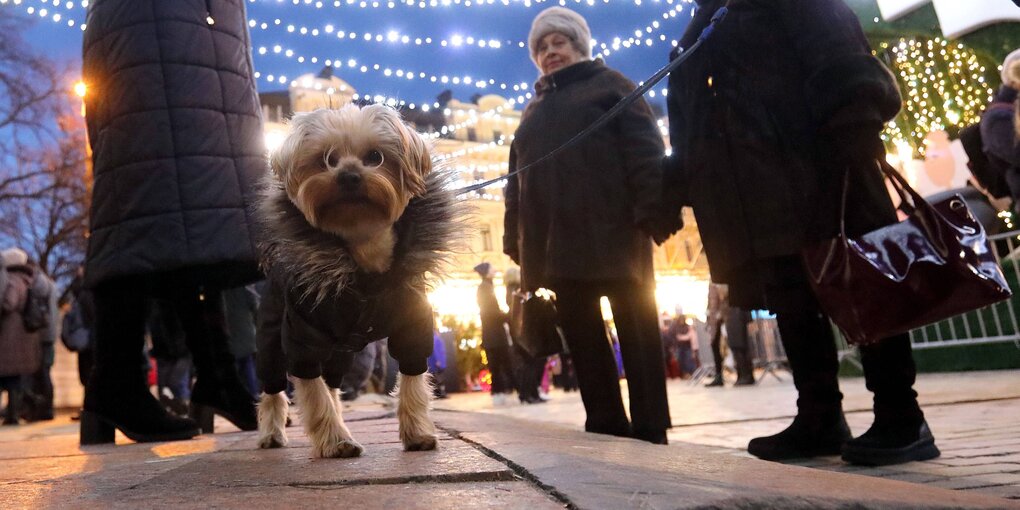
[536,32,585,76]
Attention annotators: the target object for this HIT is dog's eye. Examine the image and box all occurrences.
[362,150,383,167]
[325,151,340,168]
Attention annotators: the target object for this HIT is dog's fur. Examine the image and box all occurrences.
[255,105,461,457]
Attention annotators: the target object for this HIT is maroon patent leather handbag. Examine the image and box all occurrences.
[803,160,1012,345]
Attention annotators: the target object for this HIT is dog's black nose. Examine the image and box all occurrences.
[337,172,362,189]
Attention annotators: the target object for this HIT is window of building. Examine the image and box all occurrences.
[480,226,493,252]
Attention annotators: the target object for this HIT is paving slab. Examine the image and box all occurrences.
[434,410,1019,509]
[86,481,563,510]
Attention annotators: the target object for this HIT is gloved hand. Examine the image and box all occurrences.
[819,124,886,171]
[638,212,684,246]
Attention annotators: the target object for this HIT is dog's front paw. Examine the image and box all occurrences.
[317,438,364,458]
[257,431,288,449]
[402,433,438,452]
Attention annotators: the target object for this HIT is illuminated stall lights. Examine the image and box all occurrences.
[879,37,995,157]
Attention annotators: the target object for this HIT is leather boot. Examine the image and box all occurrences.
[842,417,939,465]
[748,306,846,460]
[842,334,938,465]
[704,373,724,387]
[2,388,21,425]
[82,281,200,445]
[732,348,755,386]
[177,287,257,433]
[82,375,200,444]
[748,410,851,460]
[705,335,725,387]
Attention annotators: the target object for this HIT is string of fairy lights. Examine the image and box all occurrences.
[23,0,686,97]
[5,0,1009,189]
[876,37,995,157]
[253,0,681,12]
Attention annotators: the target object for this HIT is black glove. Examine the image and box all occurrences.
[819,124,886,170]
[638,211,683,246]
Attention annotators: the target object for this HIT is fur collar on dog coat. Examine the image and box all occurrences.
[255,169,464,393]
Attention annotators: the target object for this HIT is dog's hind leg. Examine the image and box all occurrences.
[293,377,364,458]
[395,373,438,451]
[256,391,290,448]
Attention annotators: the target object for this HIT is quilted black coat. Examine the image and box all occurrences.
[664,0,902,288]
[81,0,265,289]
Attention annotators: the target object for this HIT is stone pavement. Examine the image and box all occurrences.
[0,373,1018,509]
[435,369,1020,502]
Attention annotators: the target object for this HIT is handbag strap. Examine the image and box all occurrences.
[837,158,935,238]
[832,159,950,252]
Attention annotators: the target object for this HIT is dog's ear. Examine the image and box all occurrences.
[270,112,310,188]
[368,105,430,197]
[398,123,431,197]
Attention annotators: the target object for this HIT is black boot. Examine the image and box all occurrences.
[82,281,200,445]
[2,388,21,426]
[732,348,755,386]
[748,306,846,460]
[82,377,201,444]
[177,287,257,433]
[748,410,851,460]
[842,418,939,465]
[704,373,724,387]
[706,328,725,387]
[842,334,938,465]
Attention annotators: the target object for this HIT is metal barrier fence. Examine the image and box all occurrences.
[907,229,1020,350]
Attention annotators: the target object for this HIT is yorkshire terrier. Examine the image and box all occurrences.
[254,104,461,458]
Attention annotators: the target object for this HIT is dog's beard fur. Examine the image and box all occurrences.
[270,104,432,272]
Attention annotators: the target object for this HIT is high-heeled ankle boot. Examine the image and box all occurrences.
[177,287,257,433]
[81,282,200,445]
[82,376,200,444]
[189,372,258,432]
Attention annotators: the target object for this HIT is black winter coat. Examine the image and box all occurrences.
[504,60,665,290]
[255,171,463,394]
[82,0,265,289]
[664,0,902,287]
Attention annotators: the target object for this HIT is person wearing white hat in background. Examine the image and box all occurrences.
[0,248,42,425]
[504,7,678,444]
[980,49,1020,212]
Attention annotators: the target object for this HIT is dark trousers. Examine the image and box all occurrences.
[23,343,55,419]
[77,348,94,387]
[512,344,545,401]
[88,279,237,408]
[771,280,921,423]
[156,356,192,400]
[484,343,515,394]
[552,280,671,439]
[236,354,258,399]
[0,376,23,424]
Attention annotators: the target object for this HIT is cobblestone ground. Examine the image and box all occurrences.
[435,369,1020,501]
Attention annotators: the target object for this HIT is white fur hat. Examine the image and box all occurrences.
[528,7,592,68]
[1003,48,1020,88]
[1,248,28,267]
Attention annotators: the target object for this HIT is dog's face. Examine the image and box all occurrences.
[271,104,432,239]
